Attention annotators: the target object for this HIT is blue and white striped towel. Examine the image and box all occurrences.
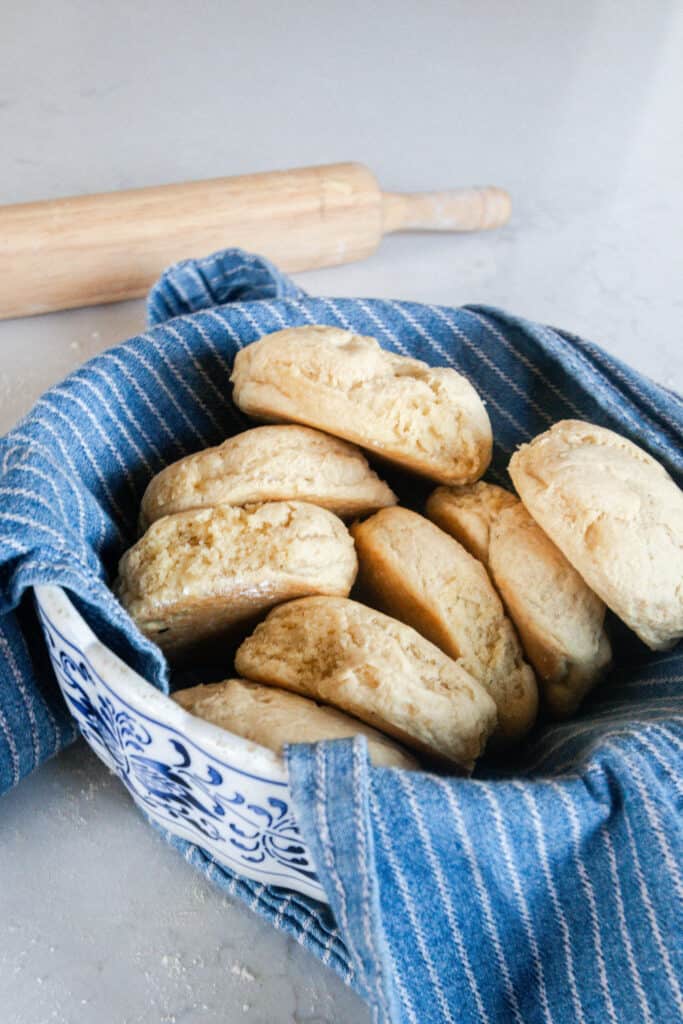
[0,249,681,1023]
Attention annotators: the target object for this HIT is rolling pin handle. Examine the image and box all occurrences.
[382,186,512,234]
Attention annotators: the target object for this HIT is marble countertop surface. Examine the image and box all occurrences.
[1,2,681,1021]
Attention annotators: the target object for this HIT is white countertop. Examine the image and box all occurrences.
[1,2,682,1021]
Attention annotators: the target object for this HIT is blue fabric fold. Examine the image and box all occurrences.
[147,248,308,325]
[0,247,680,1023]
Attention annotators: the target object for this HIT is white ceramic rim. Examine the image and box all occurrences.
[34,583,291,785]
[34,583,331,901]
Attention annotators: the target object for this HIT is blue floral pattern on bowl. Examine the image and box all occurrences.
[35,585,326,903]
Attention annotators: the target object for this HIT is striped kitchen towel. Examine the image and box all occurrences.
[0,248,681,1023]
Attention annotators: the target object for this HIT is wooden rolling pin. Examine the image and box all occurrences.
[0,162,511,319]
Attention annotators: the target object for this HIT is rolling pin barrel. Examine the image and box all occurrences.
[0,162,511,319]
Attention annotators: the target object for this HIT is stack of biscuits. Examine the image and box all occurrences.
[115,326,683,772]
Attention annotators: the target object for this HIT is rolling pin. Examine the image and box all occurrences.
[0,162,511,320]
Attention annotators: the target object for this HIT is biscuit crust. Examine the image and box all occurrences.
[117,502,357,656]
[173,678,419,769]
[140,424,396,529]
[230,325,492,484]
[510,420,683,651]
[427,481,612,717]
[352,507,537,740]
[235,596,497,769]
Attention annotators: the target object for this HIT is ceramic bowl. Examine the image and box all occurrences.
[34,583,327,904]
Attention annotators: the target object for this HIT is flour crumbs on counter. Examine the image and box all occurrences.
[231,962,256,983]
[160,953,184,978]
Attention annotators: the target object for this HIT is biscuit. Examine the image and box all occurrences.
[230,325,492,484]
[427,481,612,717]
[116,502,357,657]
[173,678,419,769]
[426,481,517,563]
[235,596,497,769]
[139,424,397,529]
[351,507,537,740]
[488,503,613,717]
[509,420,683,651]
